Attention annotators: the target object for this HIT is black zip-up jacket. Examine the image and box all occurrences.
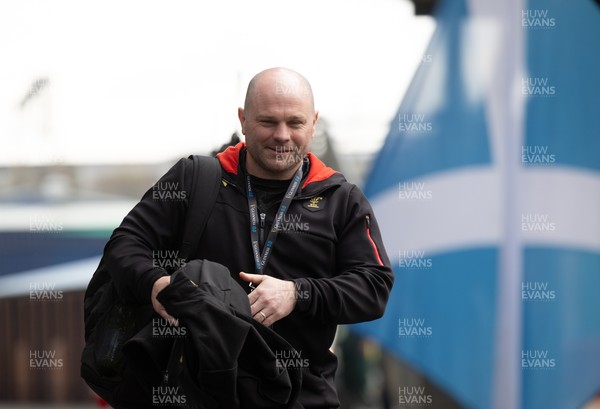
[104,142,394,409]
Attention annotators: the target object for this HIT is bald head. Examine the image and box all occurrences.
[238,67,319,180]
[244,67,315,114]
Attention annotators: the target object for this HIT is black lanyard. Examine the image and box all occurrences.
[247,165,303,273]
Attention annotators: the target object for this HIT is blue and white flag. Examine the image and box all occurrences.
[354,0,600,408]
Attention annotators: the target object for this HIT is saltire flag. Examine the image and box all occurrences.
[353,0,600,408]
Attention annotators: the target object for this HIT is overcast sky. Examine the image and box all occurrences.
[0,0,434,165]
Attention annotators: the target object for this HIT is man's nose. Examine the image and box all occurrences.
[273,122,291,142]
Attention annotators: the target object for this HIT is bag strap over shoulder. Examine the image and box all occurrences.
[162,155,221,389]
[179,155,222,261]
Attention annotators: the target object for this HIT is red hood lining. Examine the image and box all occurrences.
[216,142,336,189]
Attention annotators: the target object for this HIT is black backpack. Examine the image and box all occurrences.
[80,155,222,407]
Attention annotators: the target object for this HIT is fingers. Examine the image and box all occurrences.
[157,304,179,327]
[253,309,278,327]
[151,276,178,326]
[247,280,273,325]
[239,271,266,285]
[250,296,282,327]
[241,272,268,304]
[246,276,296,327]
[249,290,265,314]
[254,310,268,324]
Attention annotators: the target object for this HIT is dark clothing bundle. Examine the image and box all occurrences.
[102,143,394,408]
[83,258,302,408]
[124,259,302,408]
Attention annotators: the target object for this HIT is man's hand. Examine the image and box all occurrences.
[151,276,178,326]
[239,272,297,326]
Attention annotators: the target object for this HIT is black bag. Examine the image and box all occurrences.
[81,155,222,407]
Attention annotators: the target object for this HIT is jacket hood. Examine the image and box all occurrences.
[217,142,339,190]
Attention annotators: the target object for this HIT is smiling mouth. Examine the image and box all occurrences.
[268,146,296,154]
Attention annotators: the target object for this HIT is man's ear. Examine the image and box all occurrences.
[312,110,319,136]
[238,107,246,134]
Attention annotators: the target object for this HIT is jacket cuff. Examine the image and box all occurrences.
[136,267,169,305]
[292,278,311,314]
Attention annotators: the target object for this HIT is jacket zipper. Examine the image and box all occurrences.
[365,215,384,266]
[258,212,272,329]
[259,213,266,249]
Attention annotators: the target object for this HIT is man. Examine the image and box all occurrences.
[104,67,394,408]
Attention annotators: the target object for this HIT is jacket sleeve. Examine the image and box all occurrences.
[293,185,394,324]
[103,158,193,305]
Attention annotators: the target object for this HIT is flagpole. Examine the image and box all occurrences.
[489,0,526,407]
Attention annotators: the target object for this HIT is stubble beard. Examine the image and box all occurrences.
[247,144,304,179]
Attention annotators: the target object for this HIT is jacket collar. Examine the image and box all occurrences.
[216,142,337,189]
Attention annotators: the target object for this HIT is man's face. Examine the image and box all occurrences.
[239,75,318,180]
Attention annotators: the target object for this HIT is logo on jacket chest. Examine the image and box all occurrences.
[302,196,326,211]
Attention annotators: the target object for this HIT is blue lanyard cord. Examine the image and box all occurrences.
[247,165,303,273]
